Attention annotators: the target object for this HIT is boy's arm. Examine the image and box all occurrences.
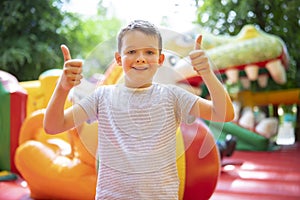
[43,45,88,134]
[189,35,234,122]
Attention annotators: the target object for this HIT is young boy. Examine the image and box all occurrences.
[44,20,234,199]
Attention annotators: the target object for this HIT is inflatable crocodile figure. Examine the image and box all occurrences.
[162,24,289,91]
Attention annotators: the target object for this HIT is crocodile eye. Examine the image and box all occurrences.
[169,56,178,67]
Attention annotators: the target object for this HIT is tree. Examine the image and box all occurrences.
[0,0,72,81]
[0,0,121,81]
[194,0,300,90]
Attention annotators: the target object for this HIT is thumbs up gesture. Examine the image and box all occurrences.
[189,35,211,76]
[59,45,83,91]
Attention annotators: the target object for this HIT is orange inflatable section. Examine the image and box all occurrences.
[15,110,97,200]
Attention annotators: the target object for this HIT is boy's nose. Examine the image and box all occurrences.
[136,54,146,64]
[136,59,146,64]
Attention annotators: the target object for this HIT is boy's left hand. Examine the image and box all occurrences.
[189,35,211,76]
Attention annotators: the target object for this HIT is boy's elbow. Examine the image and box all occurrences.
[212,109,234,122]
[43,121,59,135]
[43,126,56,135]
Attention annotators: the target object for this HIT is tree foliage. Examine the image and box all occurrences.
[0,0,121,81]
[0,0,69,81]
[194,0,300,89]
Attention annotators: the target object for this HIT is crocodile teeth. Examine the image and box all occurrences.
[225,68,239,84]
[240,77,250,89]
[266,59,287,84]
[257,74,269,88]
[245,65,259,81]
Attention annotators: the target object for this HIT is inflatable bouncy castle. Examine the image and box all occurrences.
[6,24,294,199]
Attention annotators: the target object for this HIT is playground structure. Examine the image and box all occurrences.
[0,24,299,199]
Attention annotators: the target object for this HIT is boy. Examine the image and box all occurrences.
[44,20,234,199]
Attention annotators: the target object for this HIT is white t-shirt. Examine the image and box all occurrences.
[78,83,199,200]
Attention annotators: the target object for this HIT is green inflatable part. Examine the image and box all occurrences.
[206,34,283,70]
[204,120,270,151]
[0,82,11,170]
[0,171,17,181]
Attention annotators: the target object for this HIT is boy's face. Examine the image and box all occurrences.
[115,30,165,88]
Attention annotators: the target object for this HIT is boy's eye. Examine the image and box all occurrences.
[128,50,136,54]
[146,50,154,55]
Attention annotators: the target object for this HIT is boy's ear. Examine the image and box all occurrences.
[158,53,165,66]
[115,52,122,66]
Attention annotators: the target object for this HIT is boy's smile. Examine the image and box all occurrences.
[115,30,165,88]
[132,66,148,70]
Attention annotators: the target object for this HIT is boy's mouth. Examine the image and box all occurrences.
[132,66,148,70]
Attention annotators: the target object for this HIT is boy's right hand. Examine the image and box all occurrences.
[59,44,83,91]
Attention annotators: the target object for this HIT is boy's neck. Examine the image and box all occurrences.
[125,82,153,89]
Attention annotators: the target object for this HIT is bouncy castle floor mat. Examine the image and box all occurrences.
[211,142,300,200]
[1,143,299,200]
[0,177,31,200]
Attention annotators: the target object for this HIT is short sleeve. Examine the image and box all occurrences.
[168,85,199,124]
[77,88,101,123]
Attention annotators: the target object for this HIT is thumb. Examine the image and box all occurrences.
[194,35,202,50]
[60,44,71,62]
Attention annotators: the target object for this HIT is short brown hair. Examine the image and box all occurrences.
[117,20,162,54]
